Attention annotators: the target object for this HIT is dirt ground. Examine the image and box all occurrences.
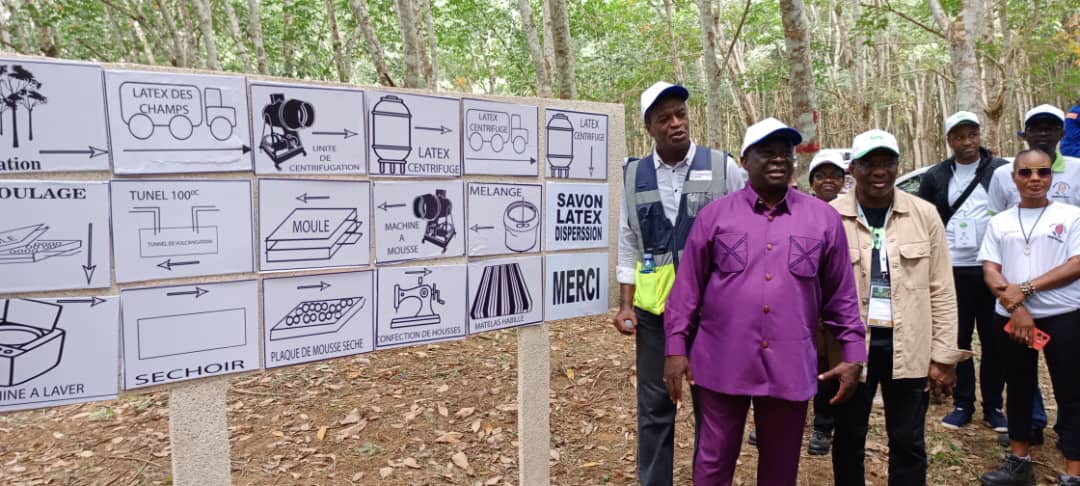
[0,311,1068,485]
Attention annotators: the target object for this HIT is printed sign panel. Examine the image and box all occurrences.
[544,252,609,321]
[0,296,119,413]
[372,180,464,263]
[544,108,608,180]
[467,255,543,334]
[262,271,374,369]
[462,98,538,176]
[110,179,254,283]
[258,179,370,272]
[0,180,112,292]
[250,81,366,174]
[105,70,252,174]
[466,182,542,257]
[366,90,460,177]
[0,58,110,173]
[120,280,260,390]
[376,264,467,349]
[544,182,609,251]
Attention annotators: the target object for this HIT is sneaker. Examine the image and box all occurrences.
[1031,428,1045,446]
[985,409,1009,433]
[942,407,973,429]
[807,429,832,455]
[747,429,757,446]
[1060,475,1080,486]
[980,453,1035,486]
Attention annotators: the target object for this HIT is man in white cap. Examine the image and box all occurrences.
[612,81,743,485]
[830,129,968,486]
[664,118,866,484]
[988,104,1080,212]
[916,112,1009,433]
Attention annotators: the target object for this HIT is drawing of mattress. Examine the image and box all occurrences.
[0,224,82,264]
[270,296,366,341]
[136,308,247,360]
[265,208,363,262]
[470,263,532,319]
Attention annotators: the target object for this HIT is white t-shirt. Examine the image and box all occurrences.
[987,155,1080,213]
[946,161,991,266]
[979,201,1080,318]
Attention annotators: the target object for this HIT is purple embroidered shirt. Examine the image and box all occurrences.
[664,185,867,401]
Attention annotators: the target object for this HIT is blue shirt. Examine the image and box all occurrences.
[1063,104,1080,158]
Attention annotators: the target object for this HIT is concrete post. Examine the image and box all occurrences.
[169,377,232,486]
[517,323,551,485]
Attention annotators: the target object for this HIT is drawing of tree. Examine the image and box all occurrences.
[19,90,46,141]
[0,64,42,148]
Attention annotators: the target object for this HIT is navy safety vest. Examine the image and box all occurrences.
[623,148,730,314]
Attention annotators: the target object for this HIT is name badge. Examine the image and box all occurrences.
[867,284,893,328]
[953,218,978,249]
[689,170,712,181]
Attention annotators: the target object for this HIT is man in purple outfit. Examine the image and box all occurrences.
[663,118,868,484]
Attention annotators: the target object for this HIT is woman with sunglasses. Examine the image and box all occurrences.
[979,148,1080,486]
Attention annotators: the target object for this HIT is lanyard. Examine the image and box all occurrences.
[857,202,893,278]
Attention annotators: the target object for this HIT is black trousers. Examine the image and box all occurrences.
[813,355,838,434]
[953,266,1005,414]
[635,308,699,485]
[997,310,1080,460]
[832,344,929,486]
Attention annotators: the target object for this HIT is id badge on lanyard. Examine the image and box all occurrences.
[858,203,894,328]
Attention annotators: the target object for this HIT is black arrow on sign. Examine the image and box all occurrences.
[123,145,252,154]
[57,296,106,307]
[296,193,331,204]
[312,129,358,139]
[39,146,110,159]
[297,281,332,291]
[415,125,453,135]
[378,201,406,211]
[465,157,537,165]
[404,268,432,277]
[589,146,595,176]
[470,224,493,233]
[158,258,200,270]
[82,222,96,284]
[167,287,209,298]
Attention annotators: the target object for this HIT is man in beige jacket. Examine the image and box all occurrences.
[828,129,970,486]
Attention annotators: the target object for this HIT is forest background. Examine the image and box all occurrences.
[2,0,1078,176]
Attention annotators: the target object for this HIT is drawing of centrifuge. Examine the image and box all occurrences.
[265,208,363,263]
[270,297,366,341]
[504,200,539,253]
[0,299,65,387]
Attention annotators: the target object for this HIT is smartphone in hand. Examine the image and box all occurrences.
[1004,321,1051,350]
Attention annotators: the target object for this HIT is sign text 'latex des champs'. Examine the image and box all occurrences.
[105,70,252,174]
[366,91,461,177]
[0,58,111,173]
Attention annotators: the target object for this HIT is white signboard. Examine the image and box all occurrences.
[462,98,538,176]
[262,271,374,369]
[110,179,254,283]
[366,90,460,177]
[544,252,610,321]
[105,70,252,174]
[250,81,366,174]
[376,264,466,349]
[544,108,608,180]
[0,58,110,173]
[0,180,112,292]
[467,256,543,334]
[0,296,119,413]
[544,182,609,251]
[120,280,260,390]
[258,179,370,272]
[467,182,542,257]
[372,180,464,263]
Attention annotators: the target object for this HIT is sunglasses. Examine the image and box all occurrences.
[1017,167,1052,178]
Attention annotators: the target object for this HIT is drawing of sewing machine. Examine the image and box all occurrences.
[390,276,444,329]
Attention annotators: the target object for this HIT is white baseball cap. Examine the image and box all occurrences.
[1024,104,1065,125]
[945,111,980,135]
[740,117,803,157]
[851,129,900,160]
[640,81,689,120]
[808,151,849,177]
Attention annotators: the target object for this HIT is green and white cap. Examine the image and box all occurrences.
[1024,104,1065,125]
[851,129,899,160]
[945,111,980,135]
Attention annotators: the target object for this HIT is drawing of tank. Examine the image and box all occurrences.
[371,95,412,174]
[118,82,237,141]
[546,113,574,178]
[466,109,529,154]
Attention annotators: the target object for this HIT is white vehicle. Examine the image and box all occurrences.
[895,165,932,194]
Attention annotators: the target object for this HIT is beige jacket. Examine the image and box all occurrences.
[828,190,970,379]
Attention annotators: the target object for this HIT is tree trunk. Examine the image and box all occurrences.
[189,0,220,70]
[693,0,723,147]
[394,0,422,88]
[542,0,556,92]
[662,0,685,84]
[348,0,394,86]
[929,0,984,118]
[324,0,349,82]
[779,0,819,155]
[282,0,294,76]
[104,3,128,62]
[222,0,251,72]
[178,1,198,68]
[156,0,186,66]
[421,0,438,89]
[547,0,576,99]
[413,1,432,87]
[130,15,155,64]
[517,0,551,96]
[246,0,269,74]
